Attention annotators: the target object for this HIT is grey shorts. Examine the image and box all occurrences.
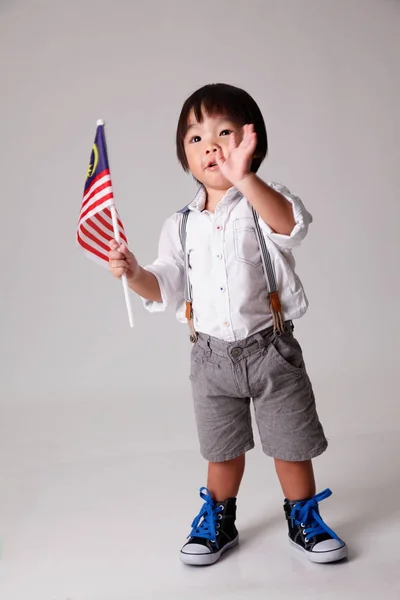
[189,322,327,463]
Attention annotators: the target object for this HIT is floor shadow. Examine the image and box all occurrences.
[336,480,400,539]
[319,432,400,561]
[238,512,282,547]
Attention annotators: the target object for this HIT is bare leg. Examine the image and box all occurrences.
[274,458,316,501]
[207,454,246,501]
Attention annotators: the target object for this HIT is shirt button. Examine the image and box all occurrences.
[216,225,223,231]
[220,286,225,292]
[223,320,230,327]
[216,253,222,260]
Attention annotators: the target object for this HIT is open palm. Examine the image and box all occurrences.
[216,124,258,185]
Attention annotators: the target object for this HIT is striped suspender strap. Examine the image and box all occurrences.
[251,207,285,334]
[179,210,198,343]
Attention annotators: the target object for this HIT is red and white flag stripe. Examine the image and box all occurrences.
[77,168,127,265]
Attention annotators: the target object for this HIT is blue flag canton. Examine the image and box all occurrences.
[85,125,110,193]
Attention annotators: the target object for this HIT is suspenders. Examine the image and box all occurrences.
[180,208,284,342]
[179,210,198,343]
[250,207,284,334]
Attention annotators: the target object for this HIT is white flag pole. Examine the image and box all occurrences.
[97,119,134,328]
[110,205,134,328]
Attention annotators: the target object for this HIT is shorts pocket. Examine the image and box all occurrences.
[268,334,304,374]
[189,343,204,382]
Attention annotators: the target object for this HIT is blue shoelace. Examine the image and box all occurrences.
[189,487,224,548]
[290,488,340,542]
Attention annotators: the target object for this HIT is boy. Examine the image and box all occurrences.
[108,83,347,566]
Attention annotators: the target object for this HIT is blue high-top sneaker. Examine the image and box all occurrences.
[180,487,239,566]
[284,489,348,563]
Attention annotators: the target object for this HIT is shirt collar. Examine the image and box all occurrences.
[188,185,243,212]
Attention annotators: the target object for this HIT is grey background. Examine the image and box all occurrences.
[2,0,399,472]
[0,1,399,597]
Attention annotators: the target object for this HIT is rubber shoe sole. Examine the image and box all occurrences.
[289,537,348,563]
[180,536,239,566]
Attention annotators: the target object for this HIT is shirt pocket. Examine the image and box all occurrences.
[233,218,262,268]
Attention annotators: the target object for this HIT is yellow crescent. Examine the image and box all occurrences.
[91,143,99,174]
[86,143,99,179]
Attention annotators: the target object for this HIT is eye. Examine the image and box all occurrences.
[189,135,201,143]
[220,129,232,137]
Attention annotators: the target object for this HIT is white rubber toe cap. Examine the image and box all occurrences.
[181,543,211,555]
[180,537,238,566]
[290,537,348,563]
[313,539,345,552]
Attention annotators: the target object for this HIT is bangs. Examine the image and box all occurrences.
[188,89,249,129]
[183,84,253,137]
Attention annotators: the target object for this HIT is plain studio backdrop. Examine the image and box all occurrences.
[1,0,399,599]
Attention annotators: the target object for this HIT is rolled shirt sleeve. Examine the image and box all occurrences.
[258,182,313,249]
[141,213,184,313]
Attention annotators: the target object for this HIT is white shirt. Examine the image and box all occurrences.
[142,182,313,342]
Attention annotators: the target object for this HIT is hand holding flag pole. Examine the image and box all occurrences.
[109,202,134,328]
[77,119,134,328]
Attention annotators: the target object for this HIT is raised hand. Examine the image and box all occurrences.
[215,124,257,186]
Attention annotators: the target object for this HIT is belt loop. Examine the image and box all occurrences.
[253,332,266,352]
[255,330,272,355]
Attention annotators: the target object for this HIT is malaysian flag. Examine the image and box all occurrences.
[77,120,127,265]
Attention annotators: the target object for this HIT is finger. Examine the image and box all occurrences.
[243,128,257,152]
[246,124,256,143]
[241,124,253,148]
[215,147,225,166]
[109,257,127,267]
[229,131,237,152]
[237,125,248,149]
[109,260,128,272]
[109,240,129,255]
[110,266,128,279]
[118,243,131,258]
[109,250,126,260]
[248,131,258,153]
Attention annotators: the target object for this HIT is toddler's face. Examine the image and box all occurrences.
[184,110,243,191]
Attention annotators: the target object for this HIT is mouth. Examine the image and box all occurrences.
[205,161,219,171]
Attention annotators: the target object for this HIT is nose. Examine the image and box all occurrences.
[204,135,219,154]
[205,145,218,155]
